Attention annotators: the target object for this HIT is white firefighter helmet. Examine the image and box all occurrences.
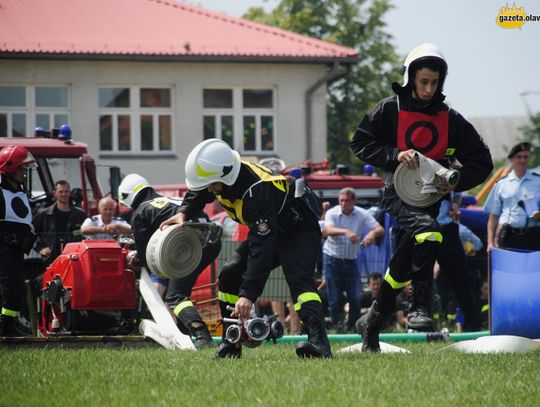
[185,138,241,191]
[119,173,151,208]
[400,43,448,91]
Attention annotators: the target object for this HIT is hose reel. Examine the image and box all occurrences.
[146,222,222,279]
[393,152,460,208]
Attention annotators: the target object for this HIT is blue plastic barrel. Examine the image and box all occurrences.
[491,248,540,338]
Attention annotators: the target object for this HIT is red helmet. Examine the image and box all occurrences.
[0,145,38,174]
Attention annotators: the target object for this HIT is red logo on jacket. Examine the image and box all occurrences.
[397,110,449,160]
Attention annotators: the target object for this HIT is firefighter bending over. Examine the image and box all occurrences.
[161,139,332,359]
[119,173,220,349]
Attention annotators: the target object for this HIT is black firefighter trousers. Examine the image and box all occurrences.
[218,214,324,326]
[0,244,26,316]
[377,187,441,316]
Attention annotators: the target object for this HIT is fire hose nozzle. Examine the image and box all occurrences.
[223,307,284,344]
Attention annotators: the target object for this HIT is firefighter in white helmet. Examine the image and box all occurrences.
[351,43,493,351]
[118,173,221,349]
[162,138,331,359]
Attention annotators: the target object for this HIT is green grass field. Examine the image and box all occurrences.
[1,342,538,407]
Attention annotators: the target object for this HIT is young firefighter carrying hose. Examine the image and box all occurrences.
[350,43,493,352]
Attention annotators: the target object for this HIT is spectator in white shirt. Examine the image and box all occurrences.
[81,196,132,240]
[322,187,384,331]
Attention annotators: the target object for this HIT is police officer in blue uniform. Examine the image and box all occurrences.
[161,139,331,359]
[0,145,38,336]
[485,142,540,251]
[351,43,493,351]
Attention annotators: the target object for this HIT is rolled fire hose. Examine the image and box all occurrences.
[146,223,222,279]
[393,152,460,208]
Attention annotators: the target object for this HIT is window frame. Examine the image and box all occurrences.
[202,87,276,154]
[0,85,70,138]
[98,85,175,156]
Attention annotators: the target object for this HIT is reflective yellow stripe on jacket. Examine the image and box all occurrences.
[215,161,289,225]
[1,307,18,317]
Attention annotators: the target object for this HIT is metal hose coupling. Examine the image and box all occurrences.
[223,306,284,346]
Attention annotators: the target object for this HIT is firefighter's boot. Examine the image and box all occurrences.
[214,318,242,358]
[0,314,17,337]
[214,300,241,359]
[214,339,242,359]
[407,281,434,332]
[296,305,332,358]
[355,300,383,352]
[175,302,216,349]
[191,324,216,349]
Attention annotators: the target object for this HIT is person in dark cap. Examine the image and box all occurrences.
[507,142,533,159]
[485,141,540,251]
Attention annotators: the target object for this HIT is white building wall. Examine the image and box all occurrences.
[469,115,529,161]
[0,59,329,184]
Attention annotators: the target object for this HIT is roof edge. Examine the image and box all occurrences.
[0,52,360,65]
[151,0,358,55]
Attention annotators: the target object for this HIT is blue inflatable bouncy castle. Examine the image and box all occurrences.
[491,248,540,338]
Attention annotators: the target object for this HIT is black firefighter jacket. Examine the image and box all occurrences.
[350,94,493,193]
[179,161,295,302]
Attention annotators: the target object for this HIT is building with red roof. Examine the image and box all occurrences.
[0,0,359,184]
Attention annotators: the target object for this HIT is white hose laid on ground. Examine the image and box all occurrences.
[139,268,195,350]
[139,319,178,350]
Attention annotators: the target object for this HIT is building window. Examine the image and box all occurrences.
[0,85,70,137]
[203,89,233,108]
[202,87,275,153]
[99,87,173,154]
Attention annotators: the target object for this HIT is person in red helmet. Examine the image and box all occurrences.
[0,145,38,336]
[351,43,493,351]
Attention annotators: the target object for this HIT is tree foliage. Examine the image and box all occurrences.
[520,112,540,168]
[243,0,401,171]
